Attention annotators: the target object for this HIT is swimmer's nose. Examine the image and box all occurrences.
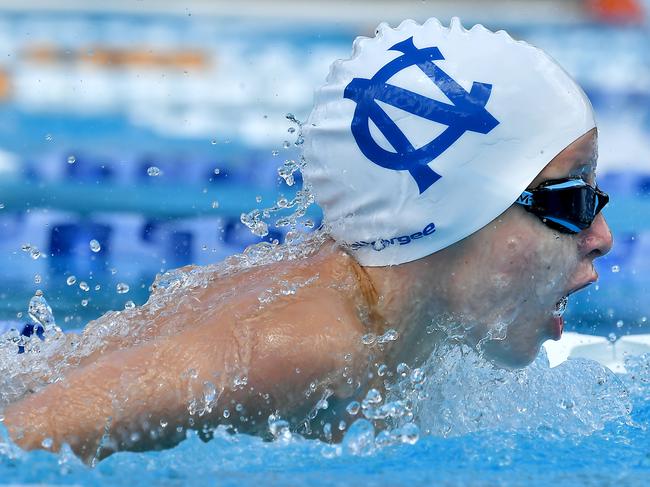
[579,213,613,259]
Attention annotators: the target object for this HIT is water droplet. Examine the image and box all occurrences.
[323,422,333,440]
[160,420,168,428]
[410,368,425,384]
[79,281,90,292]
[342,419,375,456]
[94,285,101,291]
[124,300,135,310]
[377,328,398,344]
[0,203,4,209]
[283,141,291,149]
[268,416,292,440]
[89,239,101,253]
[213,168,220,175]
[45,133,53,142]
[361,333,376,345]
[211,200,220,209]
[67,155,76,164]
[346,401,360,416]
[396,363,410,378]
[233,375,248,388]
[616,320,624,329]
[81,299,89,307]
[611,265,620,273]
[41,438,53,449]
[66,275,77,286]
[240,210,269,237]
[34,274,42,284]
[364,388,382,405]
[399,422,420,445]
[116,282,130,294]
[30,248,41,260]
[223,409,230,419]
[147,166,161,177]
[211,139,217,145]
[288,127,296,134]
[377,364,388,376]
[21,243,31,252]
[271,150,279,156]
[28,290,55,329]
[255,195,262,203]
[608,332,617,342]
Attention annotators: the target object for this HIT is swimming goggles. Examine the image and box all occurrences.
[515,177,609,234]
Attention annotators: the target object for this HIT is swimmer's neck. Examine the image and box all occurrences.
[355,249,453,368]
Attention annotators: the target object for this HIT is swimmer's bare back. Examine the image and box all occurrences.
[3,239,385,462]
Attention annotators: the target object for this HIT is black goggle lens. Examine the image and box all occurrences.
[518,178,609,234]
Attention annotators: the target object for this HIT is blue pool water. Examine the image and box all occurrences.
[2,350,650,486]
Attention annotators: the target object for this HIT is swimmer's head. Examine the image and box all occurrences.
[350,127,611,369]
[302,17,595,266]
[435,128,612,367]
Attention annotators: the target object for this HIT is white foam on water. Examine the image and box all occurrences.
[401,344,632,438]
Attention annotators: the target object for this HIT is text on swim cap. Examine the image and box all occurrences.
[344,37,499,194]
[349,222,436,251]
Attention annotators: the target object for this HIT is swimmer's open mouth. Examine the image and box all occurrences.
[554,278,595,317]
[553,296,568,318]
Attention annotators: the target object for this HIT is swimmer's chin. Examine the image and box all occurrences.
[480,340,543,370]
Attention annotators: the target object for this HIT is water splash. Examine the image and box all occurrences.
[240,113,316,244]
[0,291,68,405]
[403,344,632,438]
[28,290,56,331]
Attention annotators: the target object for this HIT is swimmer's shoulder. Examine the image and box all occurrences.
[229,241,373,380]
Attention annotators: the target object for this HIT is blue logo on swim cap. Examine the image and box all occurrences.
[344,37,500,194]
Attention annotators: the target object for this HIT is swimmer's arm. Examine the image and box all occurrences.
[3,324,238,462]
[3,303,365,462]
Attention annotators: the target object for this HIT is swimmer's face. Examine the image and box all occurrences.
[445,128,612,368]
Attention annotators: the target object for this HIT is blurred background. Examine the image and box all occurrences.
[0,0,648,337]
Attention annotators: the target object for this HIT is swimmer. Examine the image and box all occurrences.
[2,18,612,462]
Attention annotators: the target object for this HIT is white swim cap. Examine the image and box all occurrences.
[302,18,595,266]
